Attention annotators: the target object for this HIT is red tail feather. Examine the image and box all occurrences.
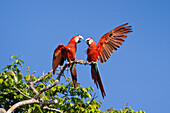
[70,64,77,89]
[91,65,106,99]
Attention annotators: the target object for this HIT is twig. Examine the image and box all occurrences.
[28,66,30,75]
[30,82,39,95]
[32,70,52,84]
[0,91,17,95]
[30,71,36,81]
[43,106,63,113]
[56,66,69,71]
[83,93,98,113]
[13,87,31,99]
[40,99,58,105]
[62,73,69,81]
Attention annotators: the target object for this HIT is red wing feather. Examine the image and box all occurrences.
[97,23,132,63]
[52,44,65,74]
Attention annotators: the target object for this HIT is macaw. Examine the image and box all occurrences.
[86,23,132,98]
[53,35,84,89]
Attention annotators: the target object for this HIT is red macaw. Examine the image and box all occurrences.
[86,23,132,98]
[53,35,84,89]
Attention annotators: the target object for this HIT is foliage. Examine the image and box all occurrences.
[106,106,146,113]
[0,55,145,113]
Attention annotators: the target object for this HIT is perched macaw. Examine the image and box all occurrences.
[86,23,132,98]
[53,35,84,89]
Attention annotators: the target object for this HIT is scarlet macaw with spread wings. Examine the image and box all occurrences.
[86,23,132,98]
[53,35,84,89]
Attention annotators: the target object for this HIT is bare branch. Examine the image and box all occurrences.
[32,71,51,85]
[0,108,7,113]
[30,71,36,82]
[56,66,69,71]
[0,91,17,95]
[43,106,63,113]
[41,99,58,105]
[29,82,39,95]
[7,98,39,113]
[62,73,69,81]
[13,87,31,99]
[72,60,97,65]
[83,93,98,113]
[6,99,59,113]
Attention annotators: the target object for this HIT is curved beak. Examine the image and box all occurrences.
[85,38,89,42]
[77,35,84,43]
[79,35,84,40]
[85,38,90,46]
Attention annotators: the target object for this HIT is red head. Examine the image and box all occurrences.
[85,38,96,47]
[69,35,84,44]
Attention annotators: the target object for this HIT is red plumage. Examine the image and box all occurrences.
[86,23,132,98]
[53,35,84,89]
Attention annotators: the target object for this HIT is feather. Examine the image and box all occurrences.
[53,45,64,74]
[91,64,106,99]
[70,64,77,89]
[114,39,125,43]
[103,48,110,61]
[112,41,122,47]
[117,35,127,39]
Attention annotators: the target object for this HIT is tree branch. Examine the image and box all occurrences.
[13,87,31,99]
[0,108,6,113]
[43,106,63,113]
[6,99,59,113]
[0,91,17,95]
[7,98,39,113]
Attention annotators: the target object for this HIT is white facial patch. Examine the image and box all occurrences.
[74,35,84,43]
[86,38,93,45]
[75,36,80,43]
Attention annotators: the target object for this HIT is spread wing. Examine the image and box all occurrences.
[96,23,132,63]
[52,44,65,74]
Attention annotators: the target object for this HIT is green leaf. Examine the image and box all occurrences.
[10,70,16,77]
[25,75,30,82]
[0,79,3,84]
[2,66,8,70]
[28,107,33,113]
[50,79,55,84]
[10,56,17,60]
[10,62,15,66]
[17,73,23,83]
[17,62,23,67]
[98,100,102,105]
[19,59,24,64]
[8,76,13,85]
[14,74,18,83]
[16,59,19,64]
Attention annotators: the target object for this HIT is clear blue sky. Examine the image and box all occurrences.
[0,0,170,113]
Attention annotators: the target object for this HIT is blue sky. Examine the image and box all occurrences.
[0,0,170,113]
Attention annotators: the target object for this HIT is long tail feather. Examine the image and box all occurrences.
[91,64,106,98]
[70,64,77,89]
